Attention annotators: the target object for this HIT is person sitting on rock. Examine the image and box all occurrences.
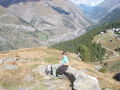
[56,51,69,77]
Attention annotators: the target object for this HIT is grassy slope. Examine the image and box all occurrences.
[0,47,119,89]
[93,29,120,73]
[50,24,107,52]
[51,19,120,52]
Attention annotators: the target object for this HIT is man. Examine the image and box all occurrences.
[56,51,69,77]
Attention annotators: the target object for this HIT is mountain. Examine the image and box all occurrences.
[0,0,91,51]
[79,4,94,18]
[96,0,120,22]
[100,7,120,23]
[80,0,120,22]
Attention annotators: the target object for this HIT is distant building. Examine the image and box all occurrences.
[113,28,116,31]
[99,32,104,35]
[114,28,120,33]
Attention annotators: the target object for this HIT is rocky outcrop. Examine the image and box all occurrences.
[34,65,101,90]
[23,74,35,82]
[65,66,101,90]
[1,64,18,70]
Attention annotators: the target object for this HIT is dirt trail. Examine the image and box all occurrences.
[97,31,119,59]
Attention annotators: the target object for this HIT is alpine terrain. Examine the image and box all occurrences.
[0,0,91,51]
[0,0,120,90]
[80,0,120,22]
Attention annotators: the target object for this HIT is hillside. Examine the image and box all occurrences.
[93,29,120,70]
[80,0,120,22]
[0,0,91,52]
[51,20,120,64]
[51,23,109,62]
[100,7,120,23]
[0,47,119,89]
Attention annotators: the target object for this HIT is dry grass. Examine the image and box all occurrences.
[93,31,120,57]
[92,30,120,89]
[0,47,119,89]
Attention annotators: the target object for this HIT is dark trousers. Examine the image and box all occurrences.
[56,65,68,76]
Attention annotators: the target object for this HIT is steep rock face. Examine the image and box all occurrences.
[100,7,120,23]
[80,0,120,22]
[0,0,91,51]
[8,0,90,36]
[93,0,120,21]
[0,6,42,51]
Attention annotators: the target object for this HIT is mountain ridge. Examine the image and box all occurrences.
[80,0,120,22]
[0,0,91,51]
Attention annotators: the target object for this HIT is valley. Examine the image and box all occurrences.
[0,0,91,51]
[93,29,120,73]
[0,0,120,90]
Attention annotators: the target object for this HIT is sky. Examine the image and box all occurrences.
[70,0,105,6]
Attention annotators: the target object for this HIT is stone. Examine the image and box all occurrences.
[73,71,101,90]
[2,64,18,70]
[33,64,101,90]
[95,65,103,71]
[52,65,101,90]
[32,65,46,75]
[32,65,53,80]
[1,58,18,61]
[104,88,113,90]
[23,74,35,82]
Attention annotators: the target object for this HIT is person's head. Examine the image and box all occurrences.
[62,51,66,55]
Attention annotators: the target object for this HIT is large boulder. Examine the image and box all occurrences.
[1,64,18,70]
[32,64,101,90]
[73,71,101,90]
[23,74,35,82]
[49,65,101,90]
[53,65,101,90]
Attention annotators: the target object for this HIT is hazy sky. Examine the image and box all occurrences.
[70,0,105,6]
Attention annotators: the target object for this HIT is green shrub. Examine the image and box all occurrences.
[78,45,91,62]
[51,19,120,62]
[99,68,107,73]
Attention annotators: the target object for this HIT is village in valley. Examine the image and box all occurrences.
[98,28,120,53]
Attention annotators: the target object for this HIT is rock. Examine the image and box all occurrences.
[32,65,53,80]
[2,64,18,70]
[79,69,88,73]
[52,65,101,90]
[104,88,113,90]
[32,65,46,75]
[33,64,101,90]
[95,65,103,71]
[73,71,101,90]
[32,64,60,77]
[23,74,35,82]
[0,58,18,61]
